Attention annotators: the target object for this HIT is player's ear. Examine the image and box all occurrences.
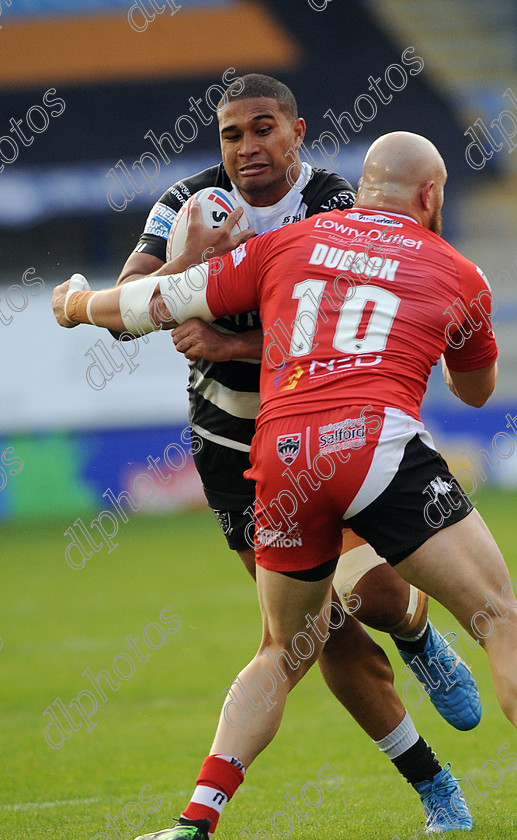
[293,117,306,147]
[420,180,435,211]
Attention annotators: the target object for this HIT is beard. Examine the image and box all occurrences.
[429,206,442,236]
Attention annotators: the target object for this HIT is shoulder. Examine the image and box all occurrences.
[160,163,230,209]
[435,235,487,287]
[301,167,356,215]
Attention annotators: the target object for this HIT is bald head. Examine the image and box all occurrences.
[355,132,447,233]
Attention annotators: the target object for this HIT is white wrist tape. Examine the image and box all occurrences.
[86,295,98,326]
[119,276,162,335]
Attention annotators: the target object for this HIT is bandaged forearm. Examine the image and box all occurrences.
[118,264,214,335]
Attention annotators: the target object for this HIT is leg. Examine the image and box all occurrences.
[238,548,471,828]
[211,565,334,764]
[336,530,429,635]
[237,547,256,579]
[334,538,481,730]
[239,543,406,740]
[352,563,428,634]
[141,570,473,840]
[396,508,517,727]
[318,595,405,740]
[238,544,405,741]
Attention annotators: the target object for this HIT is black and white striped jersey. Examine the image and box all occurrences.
[134,162,356,453]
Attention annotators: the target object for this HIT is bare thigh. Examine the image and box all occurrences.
[256,565,334,670]
[395,508,511,635]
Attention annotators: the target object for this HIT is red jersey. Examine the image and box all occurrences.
[203,208,497,428]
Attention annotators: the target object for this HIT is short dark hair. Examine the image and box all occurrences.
[218,73,298,119]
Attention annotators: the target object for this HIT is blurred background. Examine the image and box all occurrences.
[1,0,517,523]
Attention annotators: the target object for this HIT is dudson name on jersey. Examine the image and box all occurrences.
[308,241,400,281]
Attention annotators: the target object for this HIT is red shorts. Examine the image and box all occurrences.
[245,405,472,573]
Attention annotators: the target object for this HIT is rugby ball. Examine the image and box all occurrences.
[166,187,249,262]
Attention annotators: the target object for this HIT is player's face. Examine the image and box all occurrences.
[218,97,305,207]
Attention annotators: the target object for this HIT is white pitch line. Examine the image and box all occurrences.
[0,797,101,811]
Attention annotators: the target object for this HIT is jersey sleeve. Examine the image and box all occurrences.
[444,260,498,372]
[317,187,356,212]
[134,188,185,262]
[205,238,262,319]
[304,169,356,215]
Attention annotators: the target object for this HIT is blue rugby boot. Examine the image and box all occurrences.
[398,623,481,730]
[414,763,473,832]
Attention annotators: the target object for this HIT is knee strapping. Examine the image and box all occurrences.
[387,585,428,636]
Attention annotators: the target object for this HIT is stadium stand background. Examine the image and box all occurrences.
[1,0,516,521]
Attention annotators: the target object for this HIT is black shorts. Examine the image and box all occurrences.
[346,434,474,565]
[193,435,255,551]
[211,507,255,552]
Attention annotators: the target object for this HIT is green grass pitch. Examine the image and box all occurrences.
[1,489,517,840]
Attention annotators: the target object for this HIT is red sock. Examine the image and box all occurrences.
[182,755,245,834]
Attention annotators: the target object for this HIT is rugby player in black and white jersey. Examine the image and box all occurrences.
[113,75,478,831]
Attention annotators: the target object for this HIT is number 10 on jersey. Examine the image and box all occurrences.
[289,279,401,357]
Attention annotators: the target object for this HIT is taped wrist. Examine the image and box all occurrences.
[66,291,96,325]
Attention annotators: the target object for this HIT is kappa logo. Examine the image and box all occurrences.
[277,434,301,465]
[428,477,455,503]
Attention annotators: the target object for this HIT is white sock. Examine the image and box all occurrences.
[373,711,419,759]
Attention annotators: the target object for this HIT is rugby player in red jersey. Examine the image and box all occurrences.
[52,131,515,838]
[55,77,480,834]
[115,74,481,741]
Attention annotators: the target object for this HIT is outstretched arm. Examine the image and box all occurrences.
[52,266,213,334]
[114,201,261,360]
[52,274,165,332]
